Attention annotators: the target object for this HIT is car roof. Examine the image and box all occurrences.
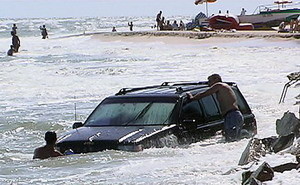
[112,81,237,98]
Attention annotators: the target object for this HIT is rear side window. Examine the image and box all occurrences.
[232,88,251,114]
[200,95,222,122]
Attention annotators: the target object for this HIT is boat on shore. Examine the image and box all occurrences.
[238,1,300,30]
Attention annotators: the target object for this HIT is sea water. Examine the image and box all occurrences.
[0,17,299,184]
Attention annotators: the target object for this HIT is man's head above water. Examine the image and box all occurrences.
[45,131,57,145]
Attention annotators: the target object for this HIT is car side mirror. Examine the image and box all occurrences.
[72,122,83,129]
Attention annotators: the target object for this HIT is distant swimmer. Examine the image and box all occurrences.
[33,131,63,159]
[128,22,133,31]
[40,25,48,39]
[12,24,17,34]
[11,31,20,52]
[7,45,14,56]
[112,26,117,32]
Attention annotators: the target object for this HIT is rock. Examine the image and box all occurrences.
[239,138,256,166]
[276,111,300,137]
[272,133,295,153]
[242,170,253,184]
[283,137,300,156]
[239,137,276,165]
[272,162,299,173]
[242,177,262,185]
[252,162,274,182]
[242,162,274,184]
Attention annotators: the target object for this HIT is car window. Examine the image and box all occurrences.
[200,95,222,122]
[232,88,251,114]
[85,101,176,126]
[181,100,204,124]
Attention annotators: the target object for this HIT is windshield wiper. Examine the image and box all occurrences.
[124,102,153,125]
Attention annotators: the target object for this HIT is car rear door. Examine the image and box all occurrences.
[198,95,223,133]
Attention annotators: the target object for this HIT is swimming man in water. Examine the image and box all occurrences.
[33,131,63,159]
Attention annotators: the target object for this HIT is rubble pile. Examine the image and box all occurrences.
[240,111,300,184]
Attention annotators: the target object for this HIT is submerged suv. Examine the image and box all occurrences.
[56,81,257,153]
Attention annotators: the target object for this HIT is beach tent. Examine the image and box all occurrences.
[194,0,217,17]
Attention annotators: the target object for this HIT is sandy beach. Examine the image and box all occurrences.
[90,30,300,45]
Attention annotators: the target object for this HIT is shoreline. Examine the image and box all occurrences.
[66,30,300,40]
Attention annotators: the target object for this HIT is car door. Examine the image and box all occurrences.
[179,99,206,141]
[198,94,223,133]
[180,100,205,127]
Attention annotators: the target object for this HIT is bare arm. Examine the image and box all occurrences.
[187,83,222,100]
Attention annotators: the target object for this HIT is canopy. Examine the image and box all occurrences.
[195,0,217,5]
[274,1,292,4]
[194,0,217,17]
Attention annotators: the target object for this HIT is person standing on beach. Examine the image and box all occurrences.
[156,11,162,30]
[187,74,244,142]
[240,8,246,16]
[11,31,20,52]
[172,20,179,30]
[128,22,133,31]
[179,20,185,31]
[159,16,165,30]
[33,131,63,159]
[12,24,17,34]
[40,25,48,39]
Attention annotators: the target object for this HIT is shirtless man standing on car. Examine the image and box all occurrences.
[187,74,244,142]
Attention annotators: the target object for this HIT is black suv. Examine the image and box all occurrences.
[56,81,257,153]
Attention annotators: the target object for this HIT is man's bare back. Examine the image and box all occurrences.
[213,82,238,115]
[187,74,244,142]
[33,145,63,159]
[33,131,63,160]
[187,82,238,114]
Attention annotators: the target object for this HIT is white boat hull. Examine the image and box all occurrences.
[238,10,300,29]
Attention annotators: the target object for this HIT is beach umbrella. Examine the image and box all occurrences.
[194,0,217,17]
[274,0,293,9]
[195,0,217,5]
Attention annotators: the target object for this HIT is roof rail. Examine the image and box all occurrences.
[115,85,162,95]
[161,81,208,86]
[162,81,236,86]
[115,81,238,95]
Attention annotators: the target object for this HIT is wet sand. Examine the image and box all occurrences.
[90,30,300,44]
[84,31,300,44]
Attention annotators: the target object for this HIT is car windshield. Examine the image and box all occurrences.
[85,97,177,126]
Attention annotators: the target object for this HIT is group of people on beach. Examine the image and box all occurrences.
[7,24,48,56]
[278,17,300,33]
[156,11,185,31]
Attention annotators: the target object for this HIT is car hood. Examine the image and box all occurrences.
[57,124,177,144]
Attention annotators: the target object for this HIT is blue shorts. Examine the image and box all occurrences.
[224,110,244,142]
